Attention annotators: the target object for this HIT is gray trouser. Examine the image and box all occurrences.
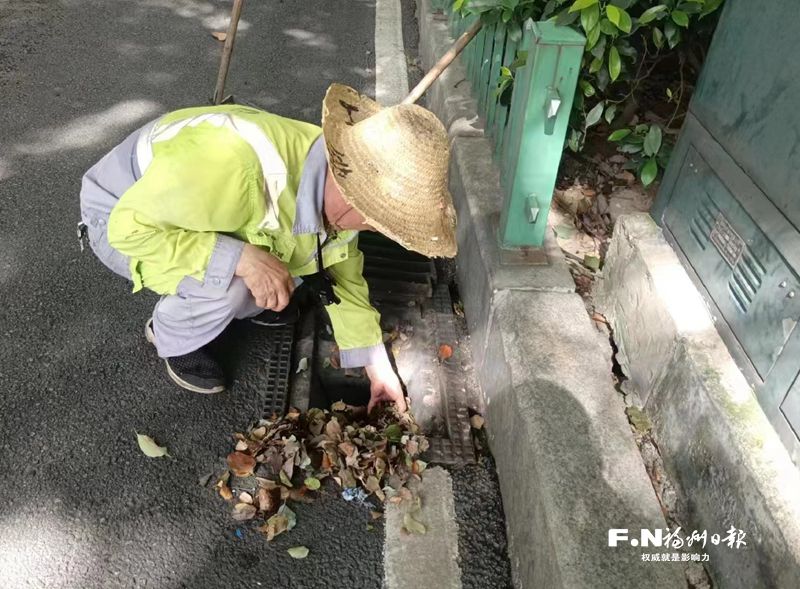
[79,122,262,358]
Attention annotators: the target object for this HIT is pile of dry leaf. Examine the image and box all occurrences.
[214,402,430,540]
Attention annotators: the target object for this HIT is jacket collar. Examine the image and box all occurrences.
[293,136,327,236]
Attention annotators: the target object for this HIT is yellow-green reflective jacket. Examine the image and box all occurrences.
[107,105,383,361]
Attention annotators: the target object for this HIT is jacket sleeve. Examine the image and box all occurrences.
[324,244,389,368]
[107,137,258,295]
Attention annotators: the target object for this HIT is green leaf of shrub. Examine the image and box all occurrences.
[643,125,663,157]
[585,101,605,128]
[580,4,600,32]
[606,5,632,33]
[652,27,665,49]
[599,18,617,35]
[569,0,598,14]
[671,9,689,27]
[608,46,621,81]
[586,25,601,49]
[608,128,631,141]
[580,80,596,97]
[700,0,724,18]
[640,157,658,186]
[604,103,618,124]
[638,5,668,25]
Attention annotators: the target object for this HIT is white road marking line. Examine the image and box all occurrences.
[384,467,463,589]
[375,0,410,105]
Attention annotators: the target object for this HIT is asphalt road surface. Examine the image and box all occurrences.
[0,1,512,587]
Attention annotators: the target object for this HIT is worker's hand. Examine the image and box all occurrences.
[365,359,407,414]
[235,243,295,310]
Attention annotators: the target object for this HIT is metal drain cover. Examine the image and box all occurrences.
[212,321,294,418]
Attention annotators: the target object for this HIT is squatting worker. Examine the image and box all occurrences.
[79,84,457,412]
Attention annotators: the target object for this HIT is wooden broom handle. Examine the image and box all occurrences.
[213,0,245,105]
[402,19,483,105]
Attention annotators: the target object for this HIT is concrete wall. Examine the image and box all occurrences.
[597,213,800,588]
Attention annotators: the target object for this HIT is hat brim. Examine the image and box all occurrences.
[321,84,457,258]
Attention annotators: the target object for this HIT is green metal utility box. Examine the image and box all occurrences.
[653,0,800,457]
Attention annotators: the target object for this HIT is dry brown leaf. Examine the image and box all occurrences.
[238,492,254,504]
[262,513,289,541]
[227,452,256,477]
[256,477,280,490]
[403,511,427,535]
[370,510,383,520]
[232,502,257,521]
[219,484,233,501]
[211,31,227,42]
[329,346,341,369]
[235,440,249,452]
[257,487,276,514]
[470,414,485,430]
[325,418,342,438]
[438,344,453,361]
[251,426,267,440]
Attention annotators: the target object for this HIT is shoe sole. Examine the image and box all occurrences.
[144,319,225,395]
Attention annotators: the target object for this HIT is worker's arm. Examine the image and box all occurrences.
[325,244,407,413]
[108,140,262,296]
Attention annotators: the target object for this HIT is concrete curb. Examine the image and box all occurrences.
[417,3,684,587]
[597,213,800,589]
[384,467,462,589]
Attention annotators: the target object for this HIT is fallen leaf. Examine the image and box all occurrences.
[251,426,267,440]
[287,546,309,559]
[232,503,257,521]
[280,470,293,487]
[553,224,578,239]
[256,474,279,487]
[626,406,652,434]
[304,477,321,491]
[437,344,453,361]
[279,504,297,531]
[219,484,233,501]
[331,401,346,411]
[325,418,342,438]
[583,255,601,271]
[257,487,276,514]
[211,31,227,42]
[329,347,341,369]
[136,433,169,458]
[235,440,249,452]
[591,312,608,325]
[238,492,253,504]
[296,357,308,373]
[403,511,427,535]
[263,514,289,541]
[470,414,485,430]
[227,452,256,477]
[370,510,383,520]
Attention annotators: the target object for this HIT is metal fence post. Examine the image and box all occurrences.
[498,21,584,249]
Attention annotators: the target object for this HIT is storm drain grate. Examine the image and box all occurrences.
[260,324,294,418]
[212,321,295,420]
[425,284,475,465]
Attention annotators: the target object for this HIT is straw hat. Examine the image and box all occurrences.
[321,83,457,258]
